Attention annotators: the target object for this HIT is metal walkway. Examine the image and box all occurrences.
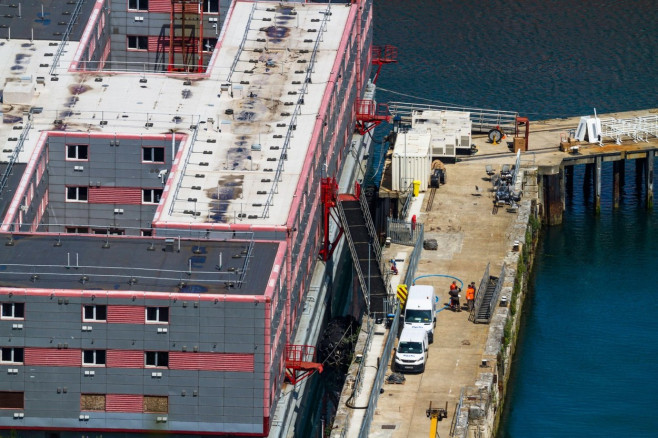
[388,101,518,133]
[337,193,390,314]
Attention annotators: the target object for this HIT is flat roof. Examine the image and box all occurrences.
[0,0,353,229]
[0,233,280,295]
[0,0,96,41]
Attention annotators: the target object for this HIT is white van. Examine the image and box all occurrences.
[403,284,436,343]
[394,327,429,373]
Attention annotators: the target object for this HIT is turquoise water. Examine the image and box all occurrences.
[373,1,658,436]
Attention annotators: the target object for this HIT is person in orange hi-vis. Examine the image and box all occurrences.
[466,282,476,312]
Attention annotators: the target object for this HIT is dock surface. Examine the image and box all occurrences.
[365,108,658,437]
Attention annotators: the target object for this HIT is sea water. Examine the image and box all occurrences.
[372,1,658,436]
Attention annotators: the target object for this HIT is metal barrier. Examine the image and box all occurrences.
[49,0,86,75]
[168,124,201,216]
[0,121,32,197]
[225,2,257,83]
[386,218,421,246]
[262,3,332,219]
[388,101,518,134]
[471,262,491,322]
[403,223,424,287]
[358,305,400,438]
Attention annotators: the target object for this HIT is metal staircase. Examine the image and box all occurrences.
[336,189,390,314]
[471,263,505,324]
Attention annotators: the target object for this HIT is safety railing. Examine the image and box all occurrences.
[386,218,421,247]
[49,0,86,75]
[262,3,331,219]
[358,305,400,438]
[225,2,257,83]
[471,262,491,322]
[0,121,32,197]
[403,223,424,287]
[336,200,370,311]
[399,182,414,219]
[351,318,374,400]
[168,124,201,216]
[388,101,518,133]
[358,187,381,263]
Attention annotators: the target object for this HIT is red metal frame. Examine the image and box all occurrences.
[371,45,398,84]
[169,0,204,73]
[355,99,391,135]
[318,177,344,261]
[284,344,323,385]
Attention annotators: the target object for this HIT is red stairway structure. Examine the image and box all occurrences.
[284,345,323,385]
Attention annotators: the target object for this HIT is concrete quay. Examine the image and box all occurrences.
[331,108,658,438]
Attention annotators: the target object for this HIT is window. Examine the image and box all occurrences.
[202,38,217,53]
[142,147,165,162]
[128,0,148,11]
[127,35,148,50]
[141,229,153,237]
[144,396,168,413]
[83,305,107,322]
[66,144,88,160]
[145,351,168,367]
[202,0,219,13]
[1,303,24,319]
[142,189,163,204]
[81,394,106,411]
[66,227,89,234]
[66,186,88,202]
[146,307,169,323]
[82,350,106,366]
[0,392,24,409]
[1,348,24,364]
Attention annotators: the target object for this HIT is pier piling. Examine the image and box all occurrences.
[646,151,654,209]
[594,156,602,214]
[543,172,563,225]
[613,160,624,209]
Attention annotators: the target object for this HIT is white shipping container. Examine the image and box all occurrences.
[392,130,432,192]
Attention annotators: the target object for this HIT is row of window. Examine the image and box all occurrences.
[65,187,163,204]
[1,348,169,367]
[1,303,169,323]
[67,145,165,162]
[127,35,217,52]
[0,391,168,412]
[65,227,153,236]
[128,0,218,13]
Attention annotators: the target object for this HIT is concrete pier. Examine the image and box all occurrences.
[331,108,658,438]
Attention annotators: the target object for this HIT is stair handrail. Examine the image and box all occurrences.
[470,262,491,323]
[336,200,370,310]
[485,263,506,322]
[358,188,382,263]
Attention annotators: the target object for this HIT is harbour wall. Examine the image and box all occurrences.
[451,169,541,438]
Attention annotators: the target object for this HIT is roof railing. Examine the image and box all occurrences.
[0,120,32,197]
[262,3,332,218]
[49,0,86,75]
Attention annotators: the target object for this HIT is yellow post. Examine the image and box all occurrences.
[413,180,420,197]
[429,416,439,438]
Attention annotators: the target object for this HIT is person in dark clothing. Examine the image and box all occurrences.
[449,284,461,312]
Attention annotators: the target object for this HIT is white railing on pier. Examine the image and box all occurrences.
[388,101,518,133]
